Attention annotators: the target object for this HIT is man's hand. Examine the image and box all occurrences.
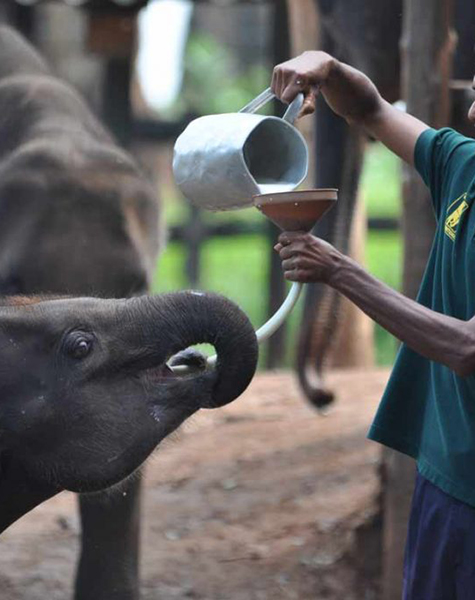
[271,51,336,117]
[271,50,428,164]
[275,231,343,284]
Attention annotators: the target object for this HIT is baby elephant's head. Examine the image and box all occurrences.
[0,292,257,509]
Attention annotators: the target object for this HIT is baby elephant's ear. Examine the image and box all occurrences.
[168,348,208,373]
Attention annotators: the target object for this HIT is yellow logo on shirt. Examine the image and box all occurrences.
[445,192,469,241]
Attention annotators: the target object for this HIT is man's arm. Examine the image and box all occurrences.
[272,51,429,165]
[276,232,475,377]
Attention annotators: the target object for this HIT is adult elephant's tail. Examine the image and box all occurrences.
[296,100,364,410]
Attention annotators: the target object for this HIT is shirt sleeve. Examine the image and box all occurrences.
[414,127,475,219]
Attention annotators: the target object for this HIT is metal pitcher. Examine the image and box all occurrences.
[172,88,308,211]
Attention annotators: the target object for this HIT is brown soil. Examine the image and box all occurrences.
[0,368,390,600]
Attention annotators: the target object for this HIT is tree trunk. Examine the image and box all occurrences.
[329,196,374,368]
[382,2,454,599]
[286,0,319,187]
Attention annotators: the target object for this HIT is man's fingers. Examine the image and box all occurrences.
[298,103,315,119]
[278,231,306,245]
[278,239,309,258]
[278,244,301,259]
[270,67,278,95]
[271,67,283,98]
[274,243,283,252]
[284,270,298,281]
[298,87,318,118]
[284,269,311,283]
[282,258,298,271]
[272,67,301,103]
[281,81,302,104]
[278,246,291,259]
[278,70,306,103]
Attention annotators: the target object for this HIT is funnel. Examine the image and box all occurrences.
[254,188,338,231]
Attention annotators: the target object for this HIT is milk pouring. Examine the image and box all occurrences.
[172,88,309,211]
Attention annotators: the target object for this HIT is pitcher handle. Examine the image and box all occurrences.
[239,87,304,125]
[239,87,275,114]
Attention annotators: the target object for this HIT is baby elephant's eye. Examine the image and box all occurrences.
[64,331,94,360]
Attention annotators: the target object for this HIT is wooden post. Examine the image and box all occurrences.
[382,1,454,598]
[185,204,203,287]
[401,0,453,298]
[86,12,138,147]
[266,0,290,369]
[329,196,374,368]
[286,0,319,185]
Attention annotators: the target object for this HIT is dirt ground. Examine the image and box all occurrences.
[0,368,390,600]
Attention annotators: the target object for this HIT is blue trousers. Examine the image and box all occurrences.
[403,472,475,600]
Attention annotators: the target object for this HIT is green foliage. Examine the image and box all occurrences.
[153,235,268,327]
[366,230,402,364]
[362,142,402,218]
[362,143,403,364]
[172,32,269,117]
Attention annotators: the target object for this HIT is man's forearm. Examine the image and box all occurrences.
[322,59,428,163]
[331,256,475,376]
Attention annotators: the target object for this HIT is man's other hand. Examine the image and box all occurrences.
[275,231,343,284]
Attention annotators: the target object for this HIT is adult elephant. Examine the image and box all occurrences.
[297,0,475,408]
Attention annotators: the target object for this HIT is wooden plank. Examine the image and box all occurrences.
[329,197,374,368]
[87,14,136,58]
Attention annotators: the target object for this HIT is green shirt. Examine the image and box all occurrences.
[368,127,475,506]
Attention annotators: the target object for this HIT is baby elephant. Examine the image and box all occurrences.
[0,291,258,532]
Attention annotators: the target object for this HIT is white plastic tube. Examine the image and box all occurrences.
[254,281,303,344]
[170,282,303,374]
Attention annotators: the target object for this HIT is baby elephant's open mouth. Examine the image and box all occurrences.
[145,363,176,382]
[145,348,211,383]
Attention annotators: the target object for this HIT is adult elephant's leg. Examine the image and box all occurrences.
[75,474,142,600]
[296,90,364,409]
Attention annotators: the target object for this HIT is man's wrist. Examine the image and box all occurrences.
[324,55,341,81]
[327,252,359,289]
[323,60,382,126]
